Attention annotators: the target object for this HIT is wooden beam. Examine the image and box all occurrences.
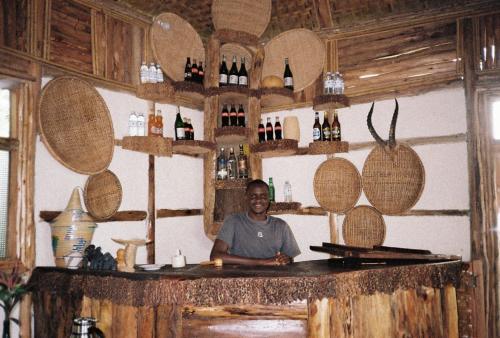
[0,137,18,150]
[39,210,147,222]
[157,209,203,218]
[147,154,155,264]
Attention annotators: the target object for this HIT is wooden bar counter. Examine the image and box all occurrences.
[30,259,462,337]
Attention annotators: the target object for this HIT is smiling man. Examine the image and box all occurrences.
[210,179,301,266]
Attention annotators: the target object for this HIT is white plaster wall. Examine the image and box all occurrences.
[34,82,471,267]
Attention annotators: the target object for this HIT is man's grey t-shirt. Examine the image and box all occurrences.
[216,213,301,259]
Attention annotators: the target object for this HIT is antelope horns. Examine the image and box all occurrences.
[366,99,399,148]
[367,102,388,147]
[388,99,399,148]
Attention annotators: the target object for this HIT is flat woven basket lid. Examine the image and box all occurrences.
[38,76,114,175]
[313,158,362,213]
[221,43,253,72]
[211,0,271,38]
[151,13,205,82]
[262,28,325,92]
[362,144,425,215]
[84,170,122,220]
[342,205,386,248]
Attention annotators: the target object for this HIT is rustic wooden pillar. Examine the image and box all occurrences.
[147,154,155,263]
[308,298,331,338]
[249,46,264,179]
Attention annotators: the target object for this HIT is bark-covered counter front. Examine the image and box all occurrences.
[30,259,462,338]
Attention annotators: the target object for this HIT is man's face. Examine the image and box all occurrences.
[246,184,269,216]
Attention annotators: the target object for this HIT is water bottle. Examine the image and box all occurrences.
[128,112,138,136]
[333,72,344,95]
[137,113,145,136]
[284,180,292,202]
[148,63,157,83]
[156,64,164,83]
[324,72,333,95]
[140,62,149,83]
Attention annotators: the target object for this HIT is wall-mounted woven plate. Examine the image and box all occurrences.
[362,144,425,215]
[38,76,114,175]
[262,28,325,92]
[151,13,205,82]
[313,158,362,213]
[342,205,386,248]
[84,170,122,220]
[212,0,271,38]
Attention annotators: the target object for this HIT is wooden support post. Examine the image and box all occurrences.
[147,154,155,264]
[308,298,331,338]
[249,46,265,179]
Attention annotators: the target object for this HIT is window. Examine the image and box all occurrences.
[492,100,500,140]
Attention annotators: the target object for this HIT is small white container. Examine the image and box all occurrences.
[172,249,186,268]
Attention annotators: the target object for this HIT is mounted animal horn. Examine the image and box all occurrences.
[367,99,399,149]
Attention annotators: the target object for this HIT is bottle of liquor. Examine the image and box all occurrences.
[219,55,228,86]
[184,57,192,81]
[331,111,341,141]
[258,119,266,143]
[137,113,145,136]
[174,107,185,140]
[149,63,157,84]
[140,61,149,83]
[237,104,245,127]
[156,64,164,83]
[274,116,282,140]
[148,110,156,136]
[128,112,138,136]
[238,57,248,86]
[237,144,248,179]
[268,177,275,203]
[227,147,237,179]
[221,104,229,127]
[198,61,204,84]
[322,111,331,141]
[266,117,274,141]
[188,118,194,140]
[229,104,237,126]
[283,58,294,91]
[284,180,292,202]
[155,110,163,136]
[183,117,190,140]
[191,59,199,83]
[228,55,239,85]
[216,148,228,180]
[313,111,321,142]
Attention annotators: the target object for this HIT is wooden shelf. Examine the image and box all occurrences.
[157,209,203,218]
[267,202,301,214]
[172,140,216,156]
[313,94,350,111]
[260,88,294,108]
[207,86,252,104]
[40,210,147,223]
[268,205,327,216]
[308,141,349,154]
[250,139,298,158]
[214,127,250,144]
[215,178,250,190]
[136,83,175,103]
[119,136,173,157]
[172,81,205,109]
[136,82,205,110]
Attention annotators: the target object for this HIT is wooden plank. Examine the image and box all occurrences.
[39,210,147,222]
[182,302,308,320]
[137,306,155,338]
[0,0,28,52]
[105,14,134,84]
[157,209,203,218]
[99,299,113,338]
[112,303,137,338]
[155,304,181,338]
[308,298,330,338]
[92,8,106,77]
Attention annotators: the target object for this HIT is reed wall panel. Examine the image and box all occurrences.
[0,0,28,52]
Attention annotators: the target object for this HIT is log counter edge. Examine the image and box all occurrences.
[30,259,463,338]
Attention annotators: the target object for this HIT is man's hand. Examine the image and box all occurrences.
[262,252,292,266]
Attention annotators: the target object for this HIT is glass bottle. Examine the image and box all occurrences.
[237,144,248,179]
[188,118,194,140]
[149,63,157,83]
[228,55,239,85]
[221,104,229,127]
[140,61,149,83]
[229,104,237,126]
[237,104,245,127]
[333,72,344,95]
[137,113,145,136]
[148,110,156,136]
[174,107,185,140]
[198,61,204,84]
[268,177,275,203]
[227,147,237,179]
[313,112,321,142]
[128,112,138,136]
[238,57,248,86]
[155,110,163,137]
[258,119,266,143]
[322,111,331,141]
[266,117,274,141]
[184,57,192,81]
[331,111,341,141]
[323,72,330,94]
[284,180,292,202]
[191,59,199,83]
[274,116,282,140]
[219,55,228,86]
[216,148,228,180]
[156,64,164,83]
[283,58,294,91]
[183,117,190,140]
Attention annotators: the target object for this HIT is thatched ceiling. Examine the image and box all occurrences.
[111,0,495,40]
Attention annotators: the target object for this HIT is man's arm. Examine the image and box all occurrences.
[210,239,290,266]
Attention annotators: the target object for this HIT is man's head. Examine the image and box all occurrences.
[246,179,269,219]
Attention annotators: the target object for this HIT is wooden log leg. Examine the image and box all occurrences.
[99,299,113,338]
[155,304,182,338]
[442,286,459,338]
[112,303,137,338]
[329,297,352,338]
[137,306,155,338]
[308,298,330,338]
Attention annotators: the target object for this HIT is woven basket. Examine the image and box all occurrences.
[342,205,386,248]
[313,158,362,213]
[38,77,114,175]
[151,13,205,82]
[221,43,253,72]
[362,144,425,215]
[84,170,123,220]
[211,0,271,38]
[262,28,325,92]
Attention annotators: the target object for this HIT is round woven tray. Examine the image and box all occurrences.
[212,0,271,38]
[221,43,253,72]
[84,170,122,220]
[151,13,205,82]
[262,28,325,92]
[38,76,114,175]
[362,144,425,215]
[313,158,362,213]
[342,205,386,248]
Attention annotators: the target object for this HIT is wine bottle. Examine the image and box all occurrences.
[219,55,228,86]
[258,119,266,143]
[238,57,248,86]
[184,57,192,82]
[322,111,331,141]
[237,144,248,179]
[191,59,199,83]
[229,55,239,85]
[331,112,341,141]
[183,117,190,140]
[188,118,194,140]
[274,116,282,140]
[229,104,237,126]
[221,104,229,127]
[175,107,185,140]
[283,58,294,91]
[266,117,274,141]
[198,61,204,84]
[313,112,321,142]
[237,104,245,127]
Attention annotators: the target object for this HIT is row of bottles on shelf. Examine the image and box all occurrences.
[219,55,248,87]
[258,117,282,142]
[216,145,249,180]
[221,104,245,127]
[128,108,194,140]
[268,178,293,203]
[323,72,345,95]
[313,111,341,141]
[184,57,205,84]
[140,62,165,84]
